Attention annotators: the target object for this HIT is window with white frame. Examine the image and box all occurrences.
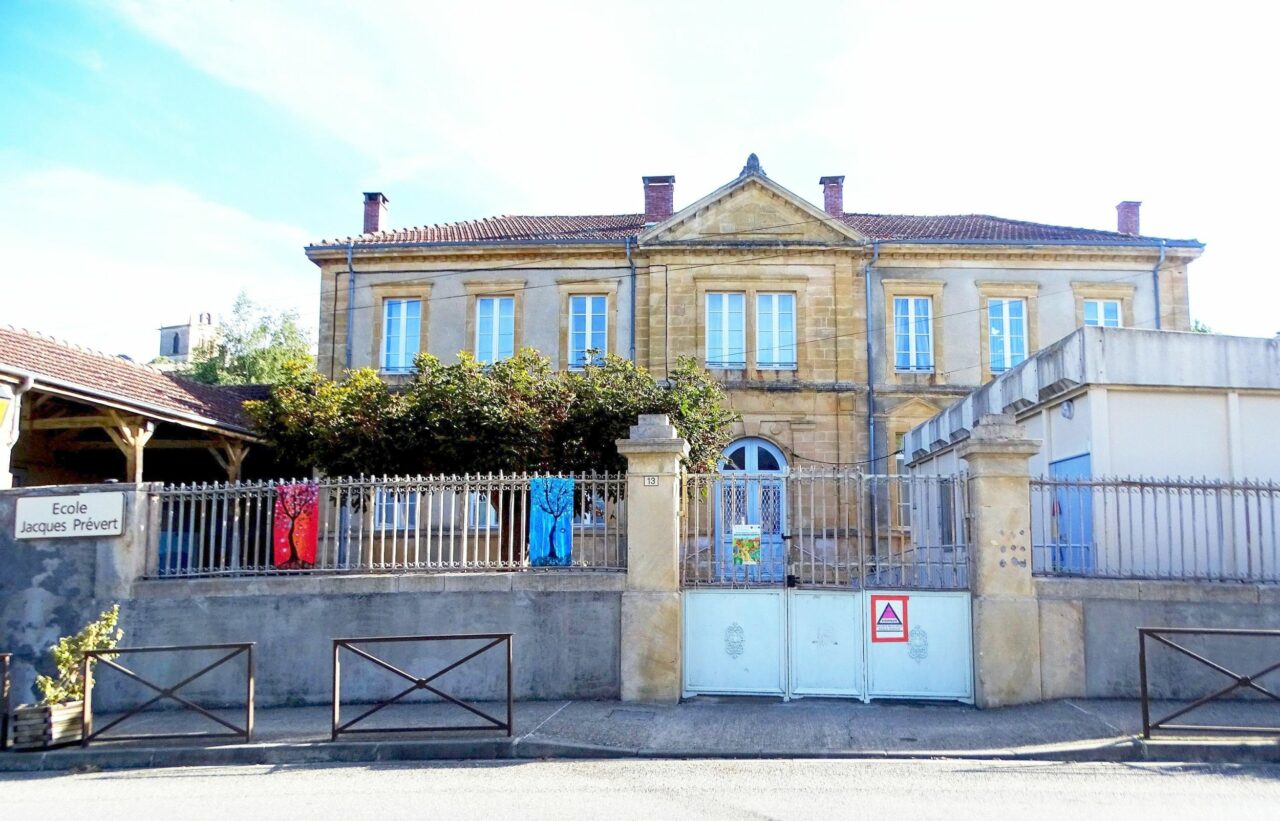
[755,292,796,369]
[475,296,515,364]
[569,295,607,368]
[468,492,500,529]
[573,491,607,527]
[1083,298,1122,328]
[382,299,421,373]
[374,489,418,531]
[893,296,934,372]
[988,297,1027,373]
[705,292,746,368]
[893,432,911,526]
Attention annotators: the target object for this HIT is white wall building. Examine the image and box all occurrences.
[904,326,1280,480]
[905,327,1280,580]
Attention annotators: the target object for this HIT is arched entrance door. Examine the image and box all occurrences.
[718,438,787,583]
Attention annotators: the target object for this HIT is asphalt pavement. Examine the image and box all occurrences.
[4,758,1279,820]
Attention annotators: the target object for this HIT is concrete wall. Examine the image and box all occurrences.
[1,483,623,710]
[1037,577,1280,699]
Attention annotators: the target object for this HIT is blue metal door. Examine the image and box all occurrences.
[1049,454,1093,574]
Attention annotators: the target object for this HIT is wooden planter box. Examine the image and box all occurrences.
[12,701,83,750]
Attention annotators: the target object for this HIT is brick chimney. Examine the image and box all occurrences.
[643,176,675,224]
[819,175,845,216]
[1116,200,1141,235]
[363,192,389,234]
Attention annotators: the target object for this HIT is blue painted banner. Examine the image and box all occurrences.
[529,476,575,566]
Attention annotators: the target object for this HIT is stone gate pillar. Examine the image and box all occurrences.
[616,414,689,702]
[957,413,1043,708]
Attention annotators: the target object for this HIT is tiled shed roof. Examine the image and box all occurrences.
[0,326,254,434]
[310,211,1199,248]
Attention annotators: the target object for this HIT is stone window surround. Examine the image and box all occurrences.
[885,400,942,528]
[1071,281,1136,329]
[370,282,432,374]
[558,278,620,371]
[464,279,525,362]
[692,272,810,378]
[881,278,945,384]
[976,280,1040,382]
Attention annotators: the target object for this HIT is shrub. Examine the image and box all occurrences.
[35,604,123,706]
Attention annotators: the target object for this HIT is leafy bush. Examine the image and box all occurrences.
[246,351,737,476]
[35,604,123,706]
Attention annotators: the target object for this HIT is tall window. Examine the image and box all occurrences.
[468,493,500,529]
[569,295,607,368]
[476,296,515,364]
[988,297,1027,373]
[893,432,911,526]
[1083,299,1122,327]
[382,299,421,373]
[375,489,418,531]
[756,293,796,369]
[893,297,933,372]
[705,292,745,368]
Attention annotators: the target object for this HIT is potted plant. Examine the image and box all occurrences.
[12,604,122,750]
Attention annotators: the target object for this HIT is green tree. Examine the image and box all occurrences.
[187,293,313,385]
[245,350,736,476]
[1191,319,1214,334]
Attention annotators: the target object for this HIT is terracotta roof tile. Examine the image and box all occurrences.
[310,211,1197,248]
[0,326,253,433]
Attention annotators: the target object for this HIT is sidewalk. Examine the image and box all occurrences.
[3,698,1278,772]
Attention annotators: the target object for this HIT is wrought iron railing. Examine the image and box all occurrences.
[1,652,10,752]
[149,472,625,578]
[1032,477,1280,582]
[1139,627,1280,737]
[331,634,513,740]
[81,642,255,745]
[680,471,969,590]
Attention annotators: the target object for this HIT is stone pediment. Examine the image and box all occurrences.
[639,164,865,247]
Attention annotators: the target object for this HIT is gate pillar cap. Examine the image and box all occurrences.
[617,414,690,458]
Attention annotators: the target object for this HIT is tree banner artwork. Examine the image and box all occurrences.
[273,482,319,569]
[529,476,574,567]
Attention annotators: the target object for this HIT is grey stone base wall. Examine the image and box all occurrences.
[1036,578,1280,699]
[4,565,622,710]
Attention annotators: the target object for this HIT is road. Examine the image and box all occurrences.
[4,758,1277,819]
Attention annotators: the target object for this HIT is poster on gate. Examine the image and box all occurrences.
[870,594,909,642]
[273,482,318,569]
[732,524,762,565]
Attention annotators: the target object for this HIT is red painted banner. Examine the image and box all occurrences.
[273,482,318,569]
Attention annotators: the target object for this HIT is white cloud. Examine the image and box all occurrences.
[0,166,316,359]
[107,0,1280,336]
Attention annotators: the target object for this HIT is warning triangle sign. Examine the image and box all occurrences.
[878,603,902,626]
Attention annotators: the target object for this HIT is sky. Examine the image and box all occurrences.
[1,0,1277,359]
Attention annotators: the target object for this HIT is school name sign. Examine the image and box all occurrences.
[15,492,125,539]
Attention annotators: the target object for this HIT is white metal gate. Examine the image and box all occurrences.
[681,471,973,702]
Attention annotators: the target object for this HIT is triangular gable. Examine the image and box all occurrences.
[639,163,865,246]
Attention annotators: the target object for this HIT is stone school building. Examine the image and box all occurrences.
[309,153,1202,476]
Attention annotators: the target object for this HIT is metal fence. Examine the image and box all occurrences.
[1031,477,1280,582]
[680,471,969,590]
[1139,627,1280,737]
[150,472,626,578]
[82,643,255,745]
[1,652,9,752]
[332,633,513,740]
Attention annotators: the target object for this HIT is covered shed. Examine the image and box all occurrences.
[0,327,274,487]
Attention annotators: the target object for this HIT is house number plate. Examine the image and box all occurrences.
[643,476,659,486]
